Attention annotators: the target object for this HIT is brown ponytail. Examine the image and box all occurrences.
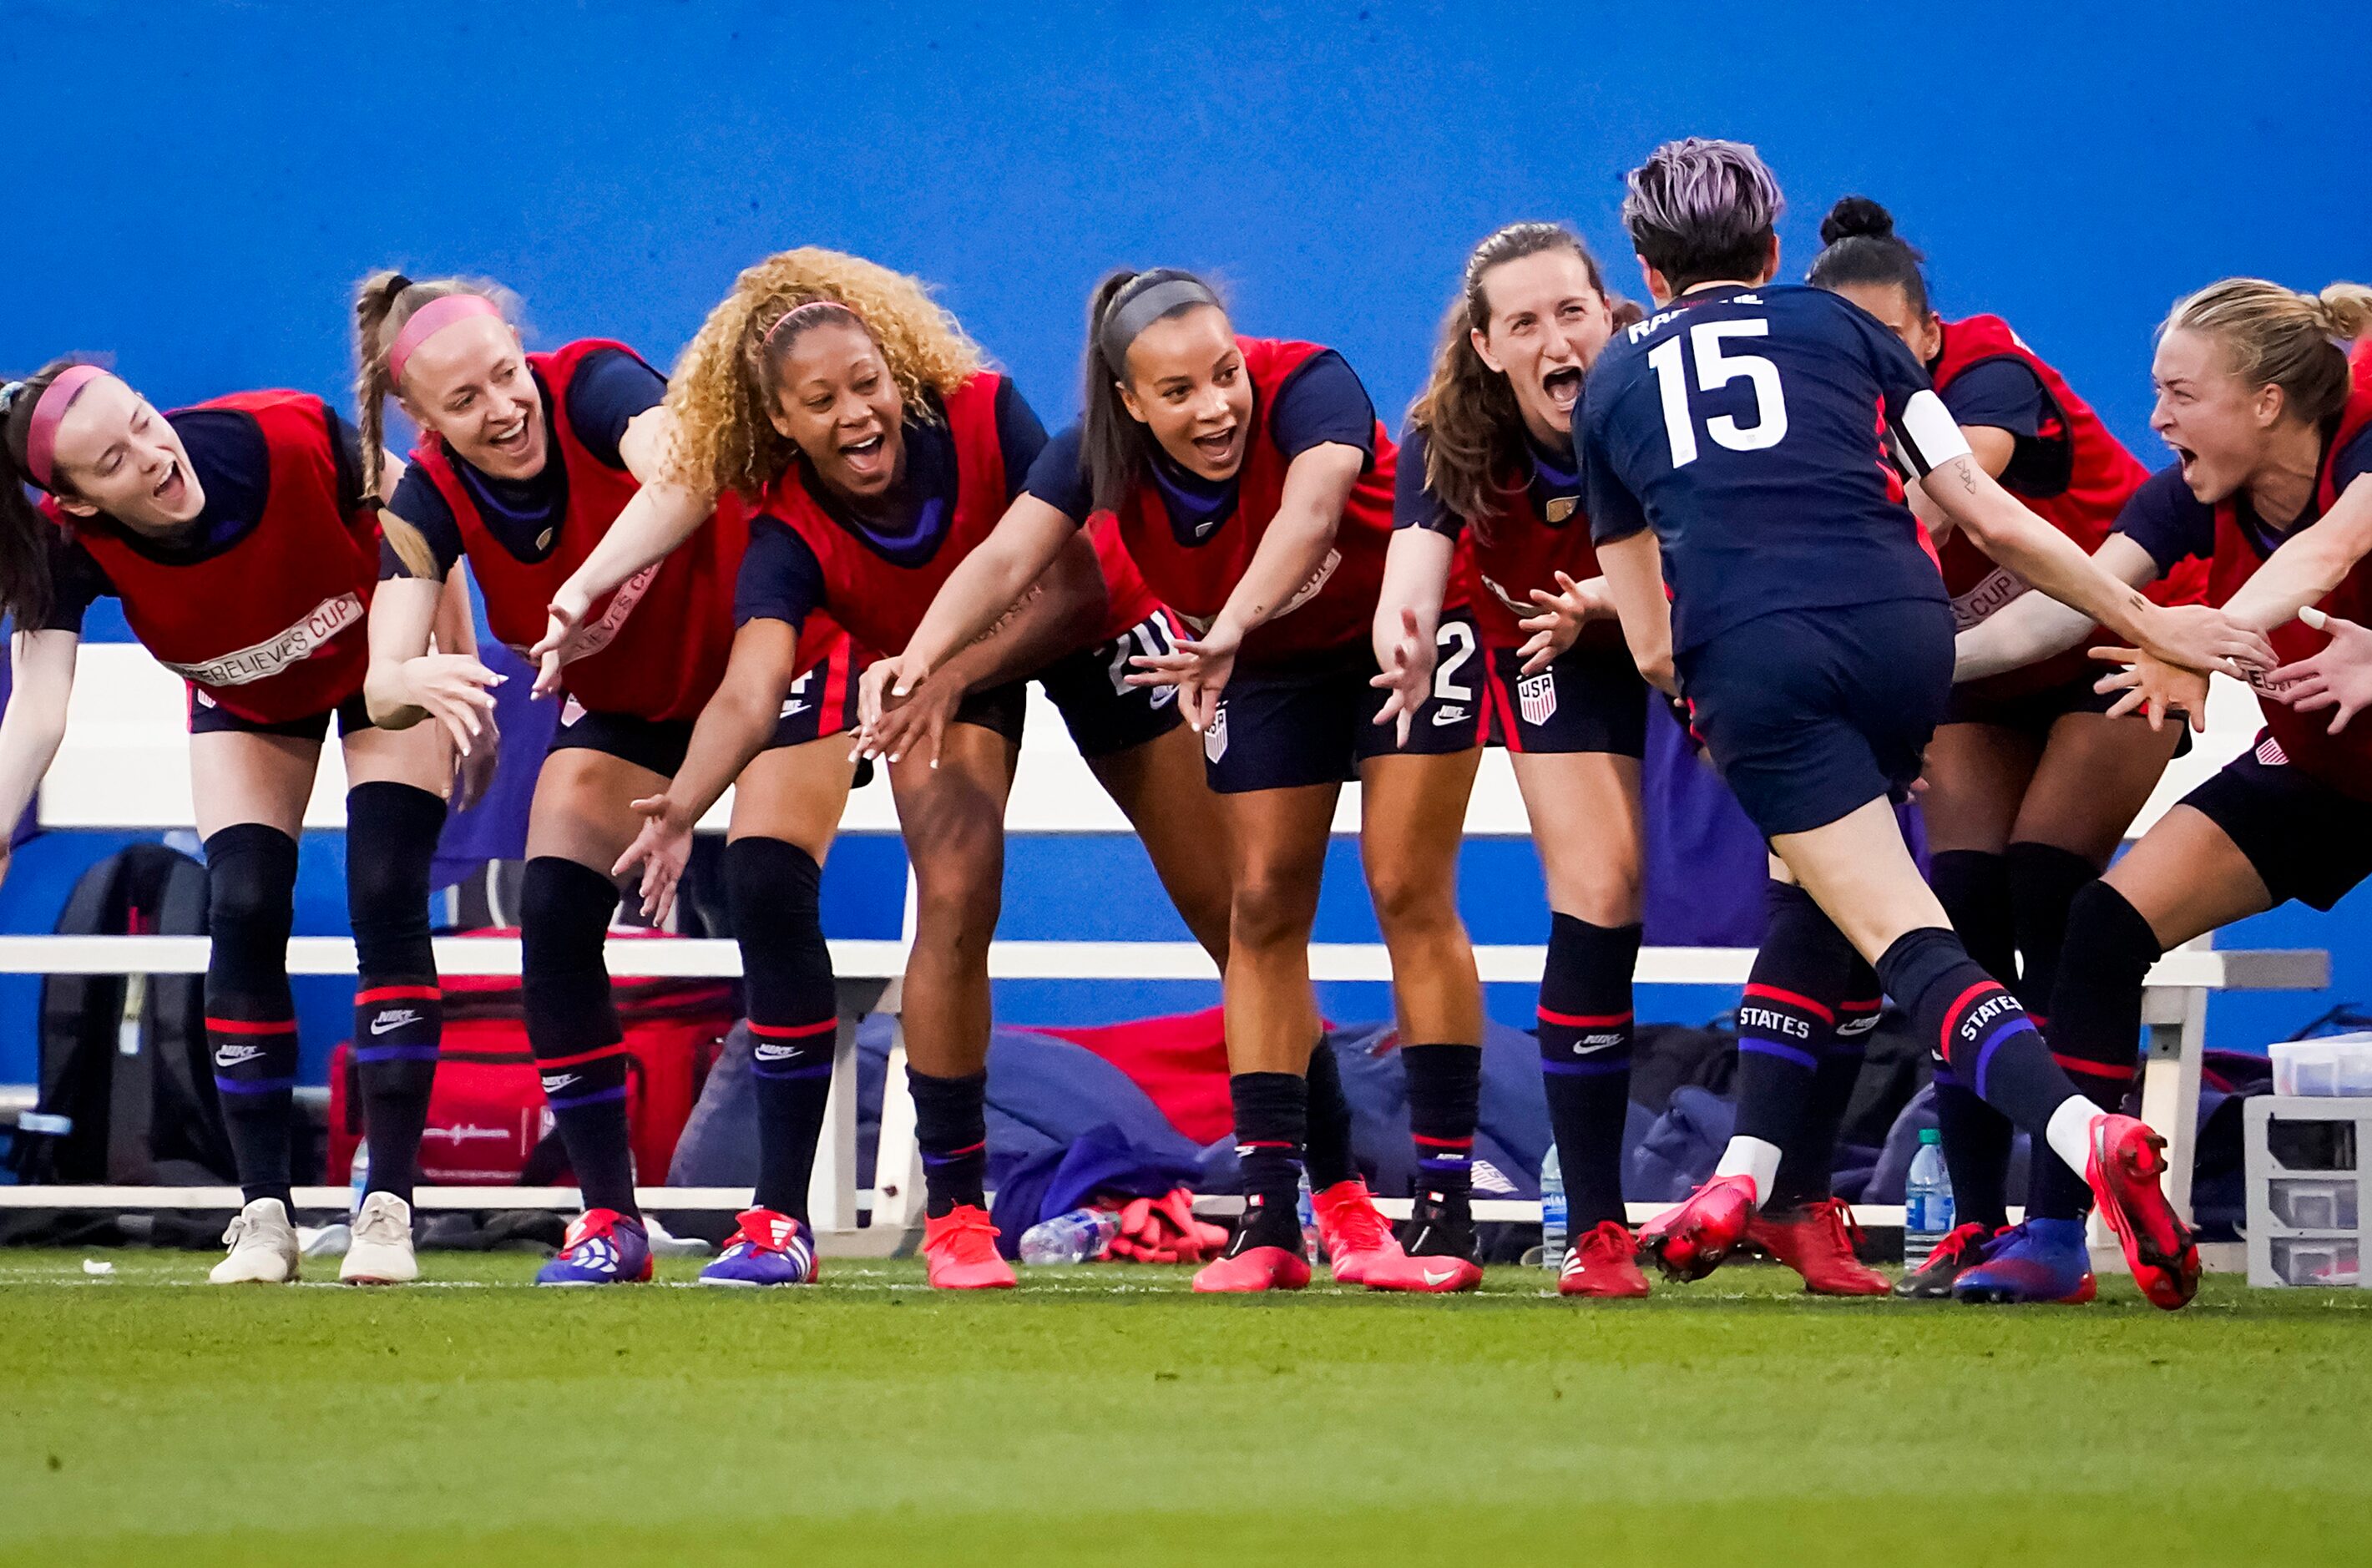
[0,358,94,629]
[2163,277,2372,427]
[1407,222,1616,535]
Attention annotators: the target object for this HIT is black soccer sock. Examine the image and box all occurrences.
[728,837,838,1221]
[1227,1071,1307,1253]
[204,824,302,1210]
[1770,961,1878,1211]
[1930,849,2018,989]
[1401,1043,1480,1218]
[1878,927,2076,1146]
[346,782,446,1205]
[1732,882,1855,1162]
[910,1069,989,1218]
[521,856,638,1217]
[1535,914,1638,1231]
[1933,1070,2015,1232]
[1302,1036,1358,1190]
[2027,880,2158,1221]
[2005,841,2102,1015]
[1925,847,2022,1227]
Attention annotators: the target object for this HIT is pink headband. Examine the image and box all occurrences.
[761,297,864,350]
[24,364,108,490]
[387,294,504,387]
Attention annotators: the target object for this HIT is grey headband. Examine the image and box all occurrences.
[1099,276,1222,373]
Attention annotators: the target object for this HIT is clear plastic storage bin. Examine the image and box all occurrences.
[2269,1034,2372,1097]
[2267,1236,2360,1287]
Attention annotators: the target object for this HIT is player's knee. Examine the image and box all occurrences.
[1364,857,1457,938]
[203,824,300,966]
[726,837,832,984]
[519,856,620,977]
[1232,865,1320,953]
[2061,878,2162,986]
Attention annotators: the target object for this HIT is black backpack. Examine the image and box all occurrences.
[8,843,230,1185]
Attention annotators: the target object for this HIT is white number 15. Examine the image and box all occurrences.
[1646,319,1788,467]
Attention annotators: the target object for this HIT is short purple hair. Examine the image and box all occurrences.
[1621,138,1784,291]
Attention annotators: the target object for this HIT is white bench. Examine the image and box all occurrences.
[3,647,2328,1261]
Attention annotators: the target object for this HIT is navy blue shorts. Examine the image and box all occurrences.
[955,609,1190,761]
[2182,736,2372,912]
[187,686,373,741]
[1202,610,1483,795]
[1678,598,1954,838]
[550,635,864,779]
[1481,638,1647,757]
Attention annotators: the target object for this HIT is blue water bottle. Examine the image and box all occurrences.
[1904,1127,1955,1268]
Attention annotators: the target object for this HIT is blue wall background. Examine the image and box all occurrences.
[3,0,2366,1087]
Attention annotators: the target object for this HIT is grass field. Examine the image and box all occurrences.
[3,1250,2366,1566]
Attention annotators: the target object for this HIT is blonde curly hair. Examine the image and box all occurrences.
[665,247,984,502]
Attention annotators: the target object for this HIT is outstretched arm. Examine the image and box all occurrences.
[888,494,1078,687]
[1952,533,2161,682]
[0,630,79,887]
[529,407,720,689]
[1369,524,1454,747]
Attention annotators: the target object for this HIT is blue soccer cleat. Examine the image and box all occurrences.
[534,1208,654,1287]
[1951,1216,2096,1304]
[699,1208,820,1288]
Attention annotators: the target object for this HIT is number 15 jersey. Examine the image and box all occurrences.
[1580,282,1955,655]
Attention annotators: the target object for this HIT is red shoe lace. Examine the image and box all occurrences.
[1810,1197,1865,1256]
[926,1206,1001,1264]
[1322,1193,1393,1255]
[1577,1221,1634,1267]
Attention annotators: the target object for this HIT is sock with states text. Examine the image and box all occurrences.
[1878,926,2085,1174]
[1732,882,1856,1181]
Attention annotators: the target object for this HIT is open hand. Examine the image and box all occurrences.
[401,653,503,757]
[1130,621,1241,733]
[1368,607,1434,749]
[2260,605,2372,735]
[611,793,694,924]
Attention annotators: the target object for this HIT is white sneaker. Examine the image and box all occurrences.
[210,1198,300,1284]
[340,1192,419,1285]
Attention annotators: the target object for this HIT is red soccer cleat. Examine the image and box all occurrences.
[1559,1220,1651,1298]
[2084,1114,2200,1311]
[1894,1222,2001,1299]
[1747,1196,1891,1296]
[921,1205,1017,1290]
[1191,1244,1312,1294]
[1311,1179,1404,1285]
[1636,1174,1758,1282]
[1363,1252,1483,1293]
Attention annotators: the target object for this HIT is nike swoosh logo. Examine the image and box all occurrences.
[1421,1267,1458,1286]
[369,1011,418,1035]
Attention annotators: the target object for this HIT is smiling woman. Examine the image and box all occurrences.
[550,246,1254,1289]
[0,357,458,1287]
[352,267,874,1288]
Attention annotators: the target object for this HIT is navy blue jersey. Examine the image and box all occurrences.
[1391,422,1578,538]
[2118,424,2372,574]
[1023,348,1376,535]
[733,378,1049,630]
[41,405,368,634]
[382,347,665,580]
[1580,282,1953,653]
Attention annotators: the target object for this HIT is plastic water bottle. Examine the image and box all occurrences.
[1539,1144,1566,1268]
[348,1145,370,1218]
[1017,1206,1120,1266]
[1904,1127,1955,1268]
[1297,1170,1323,1258]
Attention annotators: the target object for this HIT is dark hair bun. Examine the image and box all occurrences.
[1820,196,1896,246]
